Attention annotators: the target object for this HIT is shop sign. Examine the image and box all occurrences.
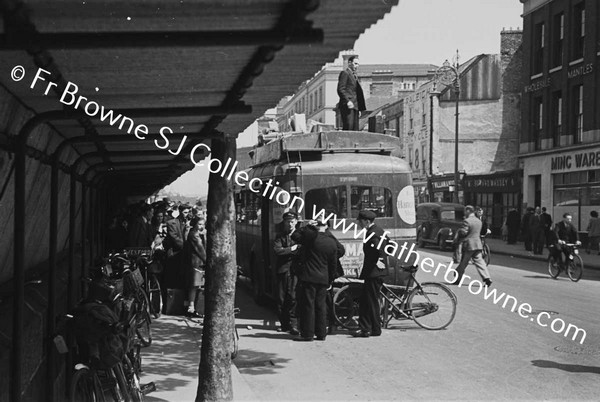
[524,77,551,93]
[431,179,455,189]
[463,175,518,190]
[567,63,593,79]
[550,148,600,171]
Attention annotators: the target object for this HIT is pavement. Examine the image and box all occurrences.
[485,237,600,270]
[137,240,600,401]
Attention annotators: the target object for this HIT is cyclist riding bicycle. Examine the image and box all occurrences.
[548,212,581,268]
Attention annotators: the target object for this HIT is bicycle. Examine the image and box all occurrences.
[333,265,457,331]
[548,243,583,282]
[134,253,164,319]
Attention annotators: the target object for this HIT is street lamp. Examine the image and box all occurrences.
[434,58,460,203]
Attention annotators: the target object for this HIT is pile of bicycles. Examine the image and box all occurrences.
[53,250,161,401]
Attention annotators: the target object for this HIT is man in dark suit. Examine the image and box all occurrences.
[353,210,389,338]
[451,205,492,287]
[273,212,300,335]
[554,212,581,266]
[163,204,191,292]
[291,219,338,341]
[128,204,154,247]
[337,55,366,130]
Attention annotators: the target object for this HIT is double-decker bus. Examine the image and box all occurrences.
[235,130,416,303]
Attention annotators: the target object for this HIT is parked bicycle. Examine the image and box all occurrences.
[133,253,164,319]
[481,234,491,266]
[548,243,583,282]
[333,265,457,331]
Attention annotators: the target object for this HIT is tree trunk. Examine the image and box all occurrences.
[196,136,237,401]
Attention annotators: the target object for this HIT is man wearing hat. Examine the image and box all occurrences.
[291,218,338,341]
[273,211,300,335]
[354,210,389,338]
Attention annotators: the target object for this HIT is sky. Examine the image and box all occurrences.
[164,0,524,197]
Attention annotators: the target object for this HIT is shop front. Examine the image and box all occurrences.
[427,173,464,204]
[463,170,522,235]
[522,146,600,233]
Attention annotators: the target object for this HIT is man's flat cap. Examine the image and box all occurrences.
[357,210,377,220]
[282,211,298,220]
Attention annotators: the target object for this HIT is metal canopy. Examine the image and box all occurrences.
[0,0,398,196]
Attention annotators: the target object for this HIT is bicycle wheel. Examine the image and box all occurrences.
[112,363,132,402]
[407,283,456,330]
[567,255,583,282]
[70,367,105,402]
[548,255,560,279]
[122,355,144,402]
[332,285,360,330]
[483,244,491,266]
[147,275,163,319]
[136,291,152,347]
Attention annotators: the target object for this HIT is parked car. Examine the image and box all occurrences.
[416,202,465,251]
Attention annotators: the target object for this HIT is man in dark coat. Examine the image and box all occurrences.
[273,212,300,335]
[291,220,338,341]
[163,204,191,291]
[531,206,544,255]
[127,204,154,248]
[506,208,520,244]
[337,55,366,131]
[553,212,581,266]
[540,207,553,249]
[353,210,389,338]
[521,207,534,251]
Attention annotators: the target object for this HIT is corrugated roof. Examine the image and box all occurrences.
[0,0,399,196]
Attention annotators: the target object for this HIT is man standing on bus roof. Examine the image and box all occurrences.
[354,210,388,338]
[273,211,300,335]
[337,55,366,131]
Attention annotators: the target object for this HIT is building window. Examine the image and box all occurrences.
[573,3,585,60]
[552,91,562,147]
[409,108,413,130]
[552,13,564,68]
[572,85,583,143]
[309,94,313,113]
[395,117,400,137]
[422,145,427,174]
[422,102,426,126]
[319,87,323,108]
[533,96,543,150]
[533,22,545,74]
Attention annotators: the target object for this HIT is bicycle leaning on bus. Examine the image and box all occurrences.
[332,265,457,331]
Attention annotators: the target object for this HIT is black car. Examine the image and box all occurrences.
[416,202,465,250]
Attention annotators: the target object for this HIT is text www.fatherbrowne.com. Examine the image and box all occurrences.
[311,206,587,345]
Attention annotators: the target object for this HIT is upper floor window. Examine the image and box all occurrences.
[409,108,413,130]
[552,91,562,147]
[551,13,564,68]
[533,96,543,150]
[572,85,583,143]
[572,3,585,60]
[533,22,545,74]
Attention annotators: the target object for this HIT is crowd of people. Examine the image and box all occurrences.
[106,199,207,318]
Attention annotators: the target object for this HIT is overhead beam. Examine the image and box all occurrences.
[0,28,324,50]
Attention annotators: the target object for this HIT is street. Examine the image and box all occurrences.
[229,250,600,400]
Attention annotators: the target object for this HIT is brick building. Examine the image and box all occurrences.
[380,30,523,234]
[519,0,600,232]
[276,52,435,131]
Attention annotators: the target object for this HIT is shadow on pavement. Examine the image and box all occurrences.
[141,318,201,394]
[531,359,600,374]
[234,348,291,376]
[242,331,293,340]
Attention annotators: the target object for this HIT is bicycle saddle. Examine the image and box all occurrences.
[400,265,418,273]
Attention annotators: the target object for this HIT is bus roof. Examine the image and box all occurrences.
[251,130,402,167]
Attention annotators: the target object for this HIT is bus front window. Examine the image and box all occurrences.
[305,186,348,218]
[350,186,392,218]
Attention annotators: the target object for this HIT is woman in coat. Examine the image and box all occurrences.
[184,217,207,318]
